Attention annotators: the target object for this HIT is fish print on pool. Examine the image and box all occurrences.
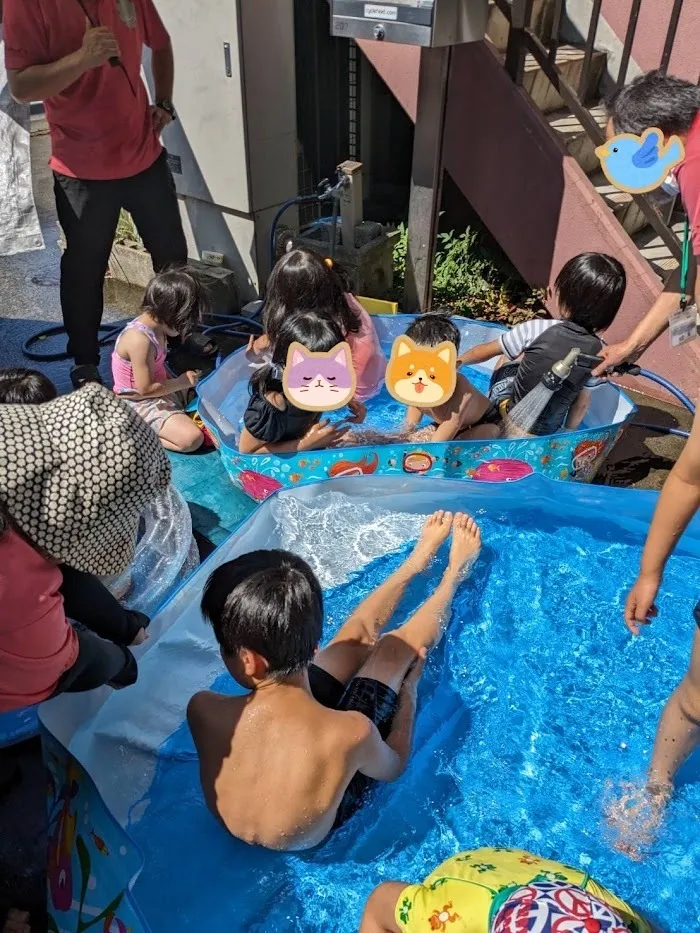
[219,427,625,503]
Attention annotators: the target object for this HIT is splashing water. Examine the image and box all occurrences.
[127,497,700,933]
[501,381,558,438]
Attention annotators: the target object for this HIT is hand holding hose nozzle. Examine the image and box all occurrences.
[578,354,642,377]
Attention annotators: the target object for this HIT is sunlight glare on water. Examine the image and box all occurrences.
[130,499,700,933]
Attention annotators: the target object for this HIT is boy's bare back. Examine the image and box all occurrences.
[187,686,372,851]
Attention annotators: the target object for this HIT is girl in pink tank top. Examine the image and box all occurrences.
[111,269,209,453]
[250,249,385,402]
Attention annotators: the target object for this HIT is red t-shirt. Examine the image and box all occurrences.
[3,0,170,180]
[676,113,700,256]
[0,529,78,713]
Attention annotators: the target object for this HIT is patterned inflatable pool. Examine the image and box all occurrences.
[197,315,636,502]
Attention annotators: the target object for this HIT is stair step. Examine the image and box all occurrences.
[590,172,647,236]
[633,217,685,280]
[488,0,554,52]
[523,46,607,114]
[547,104,608,174]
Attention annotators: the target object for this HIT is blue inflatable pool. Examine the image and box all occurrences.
[40,475,700,933]
[197,315,637,501]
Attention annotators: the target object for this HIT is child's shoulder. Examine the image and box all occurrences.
[187,690,242,728]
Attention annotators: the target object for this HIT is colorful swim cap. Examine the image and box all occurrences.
[491,879,629,933]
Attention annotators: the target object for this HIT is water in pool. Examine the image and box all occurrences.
[129,502,699,932]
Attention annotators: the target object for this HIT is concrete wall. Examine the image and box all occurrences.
[359,38,700,401]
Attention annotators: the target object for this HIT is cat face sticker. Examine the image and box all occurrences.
[282,342,356,412]
[386,336,457,408]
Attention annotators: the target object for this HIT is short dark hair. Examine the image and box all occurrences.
[142,268,209,339]
[0,368,57,404]
[555,253,626,332]
[405,313,461,351]
[606,71,700,136]
[201,550,323,677]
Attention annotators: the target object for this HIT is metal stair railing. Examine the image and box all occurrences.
[494,0,687,264]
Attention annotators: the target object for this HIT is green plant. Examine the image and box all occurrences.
[390,223,545,326]
[115,210,144,249]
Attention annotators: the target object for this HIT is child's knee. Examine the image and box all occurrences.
[163,419,204,453]
[677,676,700,725]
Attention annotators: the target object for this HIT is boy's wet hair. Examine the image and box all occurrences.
[0,368,57,405]
[606,71,700,136]
[263,248,360,346]
[555,253,626,333]
[202,550,323,677]
[405,313,461,351]
[250,308,345,398]
[142,267,209,339]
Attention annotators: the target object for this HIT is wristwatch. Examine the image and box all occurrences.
[156,99,176,121]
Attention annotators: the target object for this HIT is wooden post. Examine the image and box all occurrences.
[338,160,363,251]
[404,46,451,313]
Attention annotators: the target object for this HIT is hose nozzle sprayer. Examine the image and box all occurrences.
[542,348,581,390]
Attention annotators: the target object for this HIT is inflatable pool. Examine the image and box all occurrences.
[40,475,699,933]
[0,485,198,750]
[197,315,636,501]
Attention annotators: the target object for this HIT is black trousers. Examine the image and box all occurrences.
[50,565,148,696]
[54,150,188,366]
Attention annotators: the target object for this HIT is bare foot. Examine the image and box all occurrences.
[447,513,482,578]
[130,628,149,647]
[606,780,671,858]
[407,511,454,572]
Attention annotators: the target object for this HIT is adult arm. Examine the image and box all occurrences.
[625,409,700,634]
[360,883,406,933]
[7,23,119,104]
[593,257,699,376]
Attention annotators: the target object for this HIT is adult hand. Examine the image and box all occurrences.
[150,105,174,136]
[347,398,367,424]
[624,573,661,635]
[80,21,120,70]
[299,419,350,451]
[592,342,637,378]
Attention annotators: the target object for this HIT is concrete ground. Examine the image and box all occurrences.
[0,120,693,929]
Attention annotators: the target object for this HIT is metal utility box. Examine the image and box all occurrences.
[330,0,488,47]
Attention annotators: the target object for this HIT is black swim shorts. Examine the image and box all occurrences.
[308,663,399,830]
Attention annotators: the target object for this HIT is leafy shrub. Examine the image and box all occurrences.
[390,223,545,325]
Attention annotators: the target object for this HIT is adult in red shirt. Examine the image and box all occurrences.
[594,72,700,812]
[3,0,187,389]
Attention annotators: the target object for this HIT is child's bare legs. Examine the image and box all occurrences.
[160,413,204,453]
[313,511,454,687]
[356,515,481,694]
[649,627,700,790]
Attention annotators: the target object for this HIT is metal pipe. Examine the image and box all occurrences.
[660,0,684,74]
[579,0,603,99]
[616,0,642,89]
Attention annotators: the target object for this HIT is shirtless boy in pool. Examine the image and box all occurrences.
[187,512,481,851]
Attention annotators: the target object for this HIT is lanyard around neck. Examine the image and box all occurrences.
[680,215,691,310]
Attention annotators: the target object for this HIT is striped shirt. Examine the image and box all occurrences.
[499,320,603,389]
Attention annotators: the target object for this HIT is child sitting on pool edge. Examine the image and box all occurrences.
[188,511,481,850]
[239,309,366,454]
[458,253,626,437]
[246,248,385,401]
[400,314,502,442]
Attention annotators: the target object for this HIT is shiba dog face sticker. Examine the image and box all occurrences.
[282,342,356,412]
[386,336,457,408]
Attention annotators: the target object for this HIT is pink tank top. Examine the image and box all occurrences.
[344,294,385,401]
[111,320,169,394]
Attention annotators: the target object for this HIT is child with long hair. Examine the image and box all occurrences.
[239,310,364,454]
[111,268,209,453]
[247,249,385,401]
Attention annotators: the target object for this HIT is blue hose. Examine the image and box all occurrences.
[636,368,695,415]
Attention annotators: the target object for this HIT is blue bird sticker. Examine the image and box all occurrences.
[595,127,685,194]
